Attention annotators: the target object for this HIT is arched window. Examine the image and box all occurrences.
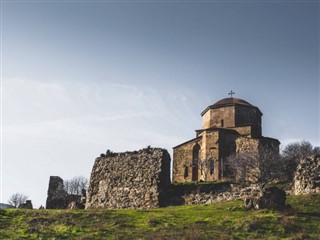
[192,144,200,181]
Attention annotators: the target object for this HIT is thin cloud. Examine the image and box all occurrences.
[2,77,201,207]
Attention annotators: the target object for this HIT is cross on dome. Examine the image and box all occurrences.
[228,90,235,98]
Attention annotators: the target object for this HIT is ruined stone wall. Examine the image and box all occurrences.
[19,200,33,209]
[45,176,84,209]
[180,185,286,210]
[181,185,262,205]
[293,155,320,195]
[46,176,68,209]
[86,148,171,209]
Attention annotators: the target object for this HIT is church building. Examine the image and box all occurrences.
[172,94,280,183]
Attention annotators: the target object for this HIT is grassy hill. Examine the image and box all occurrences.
[0,194,319,240]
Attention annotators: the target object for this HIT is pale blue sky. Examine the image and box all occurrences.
[1,1,319,207]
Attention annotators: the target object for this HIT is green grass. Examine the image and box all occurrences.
[0,194,319,240]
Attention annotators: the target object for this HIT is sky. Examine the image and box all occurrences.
[0,0,319,208]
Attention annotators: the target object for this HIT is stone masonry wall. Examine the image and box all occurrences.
[174,184,286,210]
[86,148,171,209]
[293,155,320,195]
[176,184,262,205]
[46,176,68,209]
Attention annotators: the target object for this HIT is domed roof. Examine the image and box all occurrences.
[213,97,253,107]
[201,97,261,116]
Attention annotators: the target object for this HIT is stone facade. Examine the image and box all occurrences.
[293,155,320,195]
[173,97,280,183]
[86,148,171,209]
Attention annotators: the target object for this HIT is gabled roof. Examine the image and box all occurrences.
[173,136,202,149]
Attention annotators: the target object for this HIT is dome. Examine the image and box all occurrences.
[212,97,253,107]
[201,97,261,116]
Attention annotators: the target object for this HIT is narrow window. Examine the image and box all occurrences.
[192,144,200,181]
[209,159,214,175]
[221,119,224,127]
[184,166,189,178]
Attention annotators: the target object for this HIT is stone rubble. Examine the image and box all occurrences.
[182,185,262,205]
[181,185,287,210]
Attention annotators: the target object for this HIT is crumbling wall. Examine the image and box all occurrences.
[19,200,33,209]
[171,184,287,210]
[86,148,171,209]
[46,176,68,209]
[46,176,84,209]
[293,155,320,195]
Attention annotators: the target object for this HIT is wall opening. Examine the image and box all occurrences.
[184,166,189,179]
[192,144,200,181]
[209,158,214,176]
[221,119,224,127]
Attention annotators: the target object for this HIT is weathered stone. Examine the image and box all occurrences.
[86,148,171,209]
[293,155,320,195]
[19,200,33,209]
[258,187,287,210]
[46,176,68,209]
[45,176,85,209]
[175,184,286,210]
[244,187,287,210]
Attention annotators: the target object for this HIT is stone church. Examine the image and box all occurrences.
[172,95,280,183]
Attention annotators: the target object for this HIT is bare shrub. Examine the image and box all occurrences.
[8,193,28,208]
[226,145,280,189]
[64,176,88,195]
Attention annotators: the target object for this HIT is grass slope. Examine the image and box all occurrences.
[0,194,319,240]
